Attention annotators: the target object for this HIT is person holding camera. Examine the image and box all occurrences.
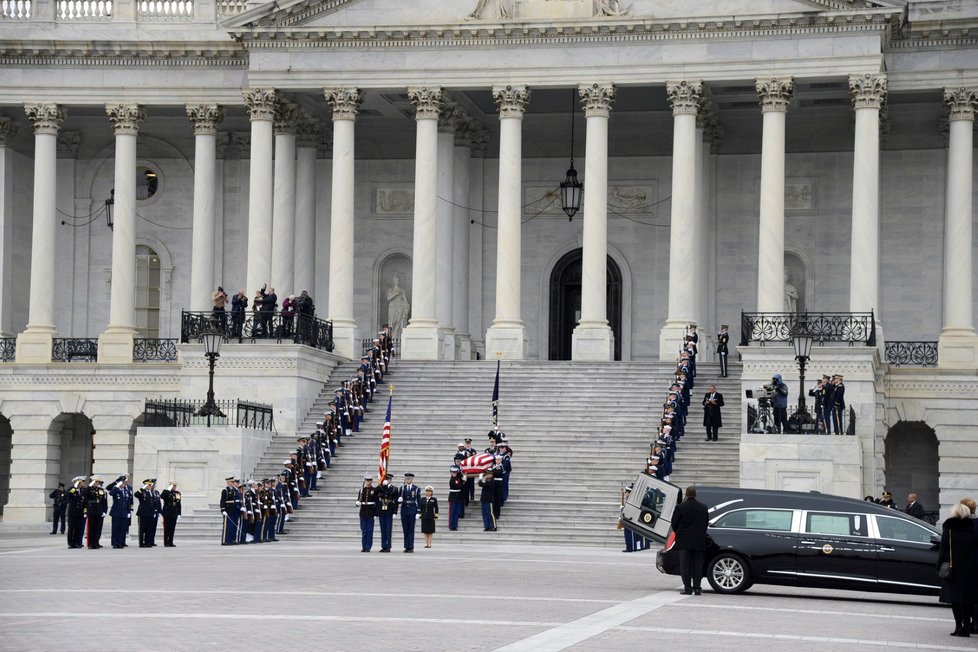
[770,374,790,433]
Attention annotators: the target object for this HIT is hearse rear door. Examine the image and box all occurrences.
[622,473,683,543]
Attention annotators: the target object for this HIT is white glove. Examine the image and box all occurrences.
[103,513,107,518]
[355,501,361,507]
[221,510,227,516]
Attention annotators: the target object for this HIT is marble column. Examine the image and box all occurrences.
[294,120,319,300]
[485,85,530,359]
[401,86,444,360]
[467,137,488,359]
[97,104,144,364]
[243,88,277,298]
[690,105,707,330]
[755,78,794,313]
[324,87,363,359]
[452,126,473,359]
[272,101,300,300]
[938,87,978,368]
[437,103,459,360]
[15,105,63,362]
[572,83,616,361]
[0,118,17,339]
[186,104,224,312]
[658,81,702,360]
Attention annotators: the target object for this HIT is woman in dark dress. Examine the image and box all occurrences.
[938,503,977,637]
[420,486,438,548]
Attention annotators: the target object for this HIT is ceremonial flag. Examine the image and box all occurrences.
[491,359,500,431]
[460,453,495,477]
[378,395,392,481]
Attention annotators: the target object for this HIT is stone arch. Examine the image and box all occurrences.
[884,421,939,520]
[134,235,175,338]
[52,412,96,486]
[0,414,11,515]
[538,240,632,361]
[372,250,412,340]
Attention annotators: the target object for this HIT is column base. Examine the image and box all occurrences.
[938,330,978,370]
[572,322,614,361]
[97,328,135,363]
[401,320,442,360]
[14,327,55,363]
[485,322,527,360]
[457,332,473,360]
[658,320,690,361]
[440,326,459,361]
[329,319,359,360]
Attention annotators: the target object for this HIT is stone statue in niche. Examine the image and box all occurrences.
[466,0,513,20]
[784,266,799,314]
[387,275,411,339]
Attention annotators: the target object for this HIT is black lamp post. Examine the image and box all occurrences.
[104,189,114,230]
[196,328,226,426]
[559,89,583,220]
[790,320,816,432]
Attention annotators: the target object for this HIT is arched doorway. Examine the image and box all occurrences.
[53,413,95,484]
[884,421,939,518]
[548,249,622,360]
[0,415,11,515]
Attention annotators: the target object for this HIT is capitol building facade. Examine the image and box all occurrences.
[0,0,976,523]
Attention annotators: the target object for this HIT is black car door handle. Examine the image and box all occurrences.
[879,546,895,552]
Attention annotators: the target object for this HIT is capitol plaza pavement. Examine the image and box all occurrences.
[0,532,968,652]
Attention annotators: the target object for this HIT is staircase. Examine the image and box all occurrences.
[177,360,742,546]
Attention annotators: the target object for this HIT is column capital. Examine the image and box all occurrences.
[666,80,703,116]
[186,103,225,136]
[944,87,978,122]
[849,73,887,110]
[105,104,145,135]
[755,77,794,113]
[242,88,278,121]
[295,119,322,149]
[273,101,304,135]
[408,86,444,120]
[579,83,616,118]
[0,117,19,147]
[57,131,80,158]
[492,85,530,119]
[24,103,65,135]
[324,87,364,121]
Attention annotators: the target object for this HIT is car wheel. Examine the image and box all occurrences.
[707,553,752,594]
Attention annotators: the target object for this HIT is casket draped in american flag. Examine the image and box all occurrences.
[459,453,495,476]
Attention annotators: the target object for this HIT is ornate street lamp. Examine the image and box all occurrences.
[789,319,816,433]
[559,89,583,220]
[104,189,114,230]
[196,327,226,427]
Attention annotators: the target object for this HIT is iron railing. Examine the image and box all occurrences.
[740,311,876,347]
[747,403,856,436]
[133,338,178,362]
[142,398,274,431]
[360,337,400,356]
[884,341,938,367]
[0,337,14,362]
[52,337,98,362]
[180,310,333,352]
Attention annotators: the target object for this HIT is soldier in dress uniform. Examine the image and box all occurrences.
[160,481,182,547]
[261,479,278,542]
[463,437,477,504]
[106,475,133,549]
[274,474,290,536]
[821,374,836,436]
[219,476,241,545]
[244,480,261,543]
[50,482,67,535]
[134,478,162,548]
[376,473,398,552]
[498,441,513,506]
[716,324,730,378]
[399,472,421,553]
[809,375,828,433]
[831,374,846,434]
[66,476,87,549]
[356,475,377,552]
[478,471,496,531]
[84,475,108,549]
[448,466,464,531]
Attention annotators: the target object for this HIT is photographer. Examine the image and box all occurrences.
[211,286,229,334]
[770,374,789,434]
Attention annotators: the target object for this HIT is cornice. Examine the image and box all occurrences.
[0,41,247,67]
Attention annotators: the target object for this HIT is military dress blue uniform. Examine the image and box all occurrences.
[134,480,162,547]
[717,327,730,377]
[65,478,87,549]
[219,478,241,545]
[106,476,134,549]
[399,474,422,552]
[356,478,377,552]
[448,468,464,531]
[376,477,398,552]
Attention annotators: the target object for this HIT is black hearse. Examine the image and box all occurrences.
[621,473,942,596]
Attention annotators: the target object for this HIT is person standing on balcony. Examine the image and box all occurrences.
[831,374,846,434]
[230,290,247,338]
[212,286,228,334]
[770,374,789,434]
[261,286,277,339]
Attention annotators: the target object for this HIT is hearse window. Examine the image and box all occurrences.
[876,516,935,544]
[641,487,666,516]
[713,509,793,532]
[806,512,868,537]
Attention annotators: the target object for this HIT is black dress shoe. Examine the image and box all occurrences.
[679,590,693,595]
[693,589,702,595]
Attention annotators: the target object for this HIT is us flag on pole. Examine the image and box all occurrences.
[377,395,392,481]
[491,359,500,431]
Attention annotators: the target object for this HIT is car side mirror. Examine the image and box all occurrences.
[930,536,941,546]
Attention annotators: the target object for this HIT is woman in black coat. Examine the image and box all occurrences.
[938,503,977,637]
[420,486,439,549]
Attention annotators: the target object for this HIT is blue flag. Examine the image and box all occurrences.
[491,359,500,431]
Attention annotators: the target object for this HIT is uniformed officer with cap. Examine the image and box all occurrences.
[106,475,133,549]
[160,481,182,547]
[448,466,464,531]
[399,472,421,552]
[356,474,377,552]
[716,324,730,377]
[84,475,108,549]
[376,472,398,552]
[66,476,87,549]
[463,438,477,504]
[134,478,162,548]
[219,476,241,545]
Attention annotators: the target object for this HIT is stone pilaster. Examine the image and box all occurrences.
[294,120,320,301]
[0,118,17,339]
[186,104,225,312]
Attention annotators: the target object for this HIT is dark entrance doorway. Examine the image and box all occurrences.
[548,248,622,360]
[884,422,939,520]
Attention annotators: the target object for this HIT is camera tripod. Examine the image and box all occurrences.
[748,401,775,434]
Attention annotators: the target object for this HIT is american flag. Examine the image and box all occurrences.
[491,359,500,431]
[460,453,495,477]
[377,396,392,481]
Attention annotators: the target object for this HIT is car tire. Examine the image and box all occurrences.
[707,552,753,594]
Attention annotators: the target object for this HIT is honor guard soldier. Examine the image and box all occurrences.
[498,441,513,506]
[243,480,261,543]
[356,475,377,552]
[106,475,133,549]
[399,472,421,552]
[820,375,836,436]
[717,324,730,378]
[49,482,67,535]
[376,473,398,552]
[160,481,182,547]
[831,375,846,434]
[283,458,300,509]
[463,438,477,503]
[809,376,828,433]
[84,475,108,549]
[261,479,278,542]
[274,474,290,535]
[134,479,162,548]
[478,471,496,531]
[295,438,311,497]
[66,476,87,549]
[448,467,464,531]
[219,476,241,545]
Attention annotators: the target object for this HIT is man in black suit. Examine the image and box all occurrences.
[702,386,724,442]
[905,493,925,519]
[672,486,710,595]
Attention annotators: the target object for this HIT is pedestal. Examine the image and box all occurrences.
[938,332,978,370]
[97,328,135,363]
[440,326,458,361]
[485,323,527,360]
[401,321,442,360]
[329,319,359,360]
[572,323,614,361]
[657,320,689,361]
[457,333,473,361]
[14,328,54,363]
